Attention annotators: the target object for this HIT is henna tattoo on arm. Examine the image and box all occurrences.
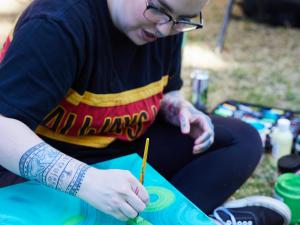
[19,142,89,196]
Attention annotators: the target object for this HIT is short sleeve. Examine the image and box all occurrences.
[163,33,183,93]
[0,18,81,129]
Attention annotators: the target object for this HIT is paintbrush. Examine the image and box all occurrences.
[139,138,149,185]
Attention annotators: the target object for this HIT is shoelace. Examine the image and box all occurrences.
[213,207,237,225]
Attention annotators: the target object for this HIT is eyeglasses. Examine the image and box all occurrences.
[143,0,204,32]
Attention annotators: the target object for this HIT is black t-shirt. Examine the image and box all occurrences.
[0,0,183,151]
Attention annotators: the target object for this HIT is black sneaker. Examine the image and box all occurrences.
[211,196,291,225]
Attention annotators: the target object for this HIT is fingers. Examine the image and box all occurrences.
[130,178,149,204]
[194,130,211,145]
[115,182,148,221]
[193,136,214,154]
[194,114,213,134]
[192,116,213,140]
[135,185,149,205]
[179,108,190,134]
[192,115,214,154]
[203,114,214,131]
[126,191,147,212]
[113,210,130,221]
[127,181,149,212]
[119,202,139,219]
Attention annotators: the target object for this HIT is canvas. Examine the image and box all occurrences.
[0,154,216,225]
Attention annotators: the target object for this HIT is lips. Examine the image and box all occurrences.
[141,29,158,42]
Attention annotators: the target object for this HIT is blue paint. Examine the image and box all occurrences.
[244,118,265,131]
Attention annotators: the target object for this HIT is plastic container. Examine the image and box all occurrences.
[277,154,300,174]
[271,118,293,162]
[274,173,300,225]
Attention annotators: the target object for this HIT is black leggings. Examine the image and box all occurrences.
[131,116,263,213]
[0,116,263,214]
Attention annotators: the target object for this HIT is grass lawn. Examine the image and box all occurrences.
[182,1,300,112]
[181,0,300,199]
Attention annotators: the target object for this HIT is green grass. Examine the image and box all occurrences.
[181,0,300,198]
[182,1,300,112]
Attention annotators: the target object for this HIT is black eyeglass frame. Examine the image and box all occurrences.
[143,0,204,32]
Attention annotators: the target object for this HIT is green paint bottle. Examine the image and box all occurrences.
[274,173,300,224]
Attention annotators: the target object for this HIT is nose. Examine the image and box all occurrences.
[156,22,173,37]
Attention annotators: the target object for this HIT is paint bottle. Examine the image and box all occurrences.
[274,173,300,225]
[271,118,293,163]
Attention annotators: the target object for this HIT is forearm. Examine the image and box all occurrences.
[0,115,90,196]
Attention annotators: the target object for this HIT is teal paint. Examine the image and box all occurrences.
[0,154,216,225]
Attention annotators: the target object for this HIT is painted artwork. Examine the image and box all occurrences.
[0,154,216,225]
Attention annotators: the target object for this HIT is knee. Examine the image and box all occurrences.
[213,116,263,162]
[232,119,264,164]
[237,119,263,148]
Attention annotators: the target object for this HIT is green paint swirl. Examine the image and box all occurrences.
[62,186,175,224]
[144,186,175,212]
[62,215,100,225]
[63,215,85,225]
[127,216,153,225]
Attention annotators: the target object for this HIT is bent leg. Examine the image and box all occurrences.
[137,116,263,213]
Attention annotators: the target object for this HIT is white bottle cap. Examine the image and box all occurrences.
[277,118,291,131]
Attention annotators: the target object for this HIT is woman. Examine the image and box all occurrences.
[0,0,290,224]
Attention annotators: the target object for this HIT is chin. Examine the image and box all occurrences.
[127,34,147,45]
[126,30,150,46]
[131,38,147,45]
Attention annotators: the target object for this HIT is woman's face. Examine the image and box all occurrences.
[108,0,208,45]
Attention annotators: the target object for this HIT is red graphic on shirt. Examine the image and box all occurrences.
[41,93,162,142]
[0,36,11,63]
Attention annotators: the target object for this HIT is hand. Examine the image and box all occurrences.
[179,103,214,154]
[160,91,214,154]
[77,168,149,221]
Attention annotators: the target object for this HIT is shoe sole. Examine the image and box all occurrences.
[223,196,291,225]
